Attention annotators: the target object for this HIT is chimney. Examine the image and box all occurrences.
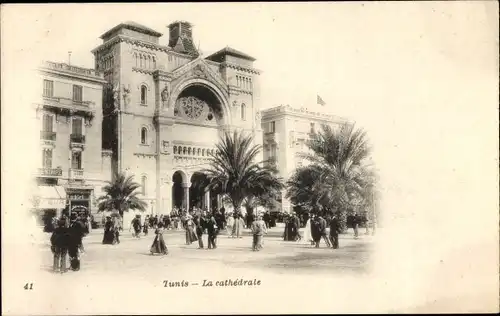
[167,21,198,56]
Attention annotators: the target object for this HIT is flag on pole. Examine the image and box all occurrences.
[317,94,326,106]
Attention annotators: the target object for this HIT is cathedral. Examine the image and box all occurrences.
[92,21,263,214]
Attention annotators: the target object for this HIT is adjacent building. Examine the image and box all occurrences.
[32,61,110,227]
[260,104,348,213]
[91,21,263,215]
[31,20,350,223]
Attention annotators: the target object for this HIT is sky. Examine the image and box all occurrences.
[1,3,499,310]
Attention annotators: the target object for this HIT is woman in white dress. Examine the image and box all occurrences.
[226,213,235,237]
[303,215,314,245]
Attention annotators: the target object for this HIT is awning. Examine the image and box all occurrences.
[33,185,67,209]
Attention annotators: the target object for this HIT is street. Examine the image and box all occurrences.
[4,226,377,315]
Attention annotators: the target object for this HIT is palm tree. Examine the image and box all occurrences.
[97,172,147,225]
[203,131,284,214]
[287,122,378,231]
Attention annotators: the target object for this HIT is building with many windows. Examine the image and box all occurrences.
[92,20,263,215]
[32,61,110,227]
[260,104,348,213]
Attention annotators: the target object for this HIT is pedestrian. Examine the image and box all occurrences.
[251,214,267,251]
[69,213,86,254]
[194,212,207,249]
[226,213,234,237]
[130,215,142,238]
[50,218,70,273]
[68,214,85,271]
[143,215,150,236]
[150,222,168,255]
[303,213,314,246]
[311,215,322,248]
[113,216,121,244]
[318,215,331,248]
[184,215,197,245]
[352,211,359,239]
[206,215,218,249]
[102,216,116,244]
[329,214,341,249]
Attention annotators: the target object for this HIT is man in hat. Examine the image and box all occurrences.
[251,214,267,251]
[317,215,331,248]
[68,213,85,271]
[329,213,341,249]
[50,217,70,273]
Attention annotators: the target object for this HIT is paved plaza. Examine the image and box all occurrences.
[37,226,374,278]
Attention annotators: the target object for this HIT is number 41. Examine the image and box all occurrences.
[24,283,33,290]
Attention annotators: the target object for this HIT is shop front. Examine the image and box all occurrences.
[65,189,93,218]
[31,185,67,231]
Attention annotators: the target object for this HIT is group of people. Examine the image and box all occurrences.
[49,206,368,273]
[304,213,342,249]
[49,213,87,273]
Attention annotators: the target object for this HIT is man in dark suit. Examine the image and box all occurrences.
[68,213,86,271]
[51,218,70,273]
[318,216,331,248]
[195,211,208,249]
[329,214,341,249]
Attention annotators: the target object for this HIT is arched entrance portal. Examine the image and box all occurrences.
[189,172,219,211]
[172,171,187,209]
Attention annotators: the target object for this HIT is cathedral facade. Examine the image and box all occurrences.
[91,21,263,215]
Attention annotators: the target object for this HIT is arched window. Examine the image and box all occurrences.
[173,146,177,154]
[197,148,201,156]
[202,149,205,156]
[140,85,147,105]
[241,103,246,121]
[183,147,187,155]
[140,55,143,68]
[140,127,147,144]
[134,53,138,67]
[153,57,156,69]
[141,175,147,195]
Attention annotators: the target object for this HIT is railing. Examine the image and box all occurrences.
[43,95,91,108]
[70,134,86,143]
[70,168,84,179]
[43,61,102,77]
[72,99,92,107]
[40,131,56,141]
[37,167,63,177]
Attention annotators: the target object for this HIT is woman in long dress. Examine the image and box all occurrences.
[303,216,314,245]
[226,213,235,237]
[102,216,116,244]
[150,222,168,255]
[184,215,198,245]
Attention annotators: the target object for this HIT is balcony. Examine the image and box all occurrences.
[70,134,86,143]
[37,167,63,178]
[40,131,56,141]
[69,168,84,180]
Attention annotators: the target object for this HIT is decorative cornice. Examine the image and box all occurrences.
[172,140,215,147]
[133,153,157,159]
[228,85,252,95]
[132,67,154,75]
[261,105,348,124]
[153,70,173,81]
[92,35,195,60]
[220,61,261,75]
[39,62,107,85]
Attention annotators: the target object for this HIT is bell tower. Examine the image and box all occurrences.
[168,21,199,57]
